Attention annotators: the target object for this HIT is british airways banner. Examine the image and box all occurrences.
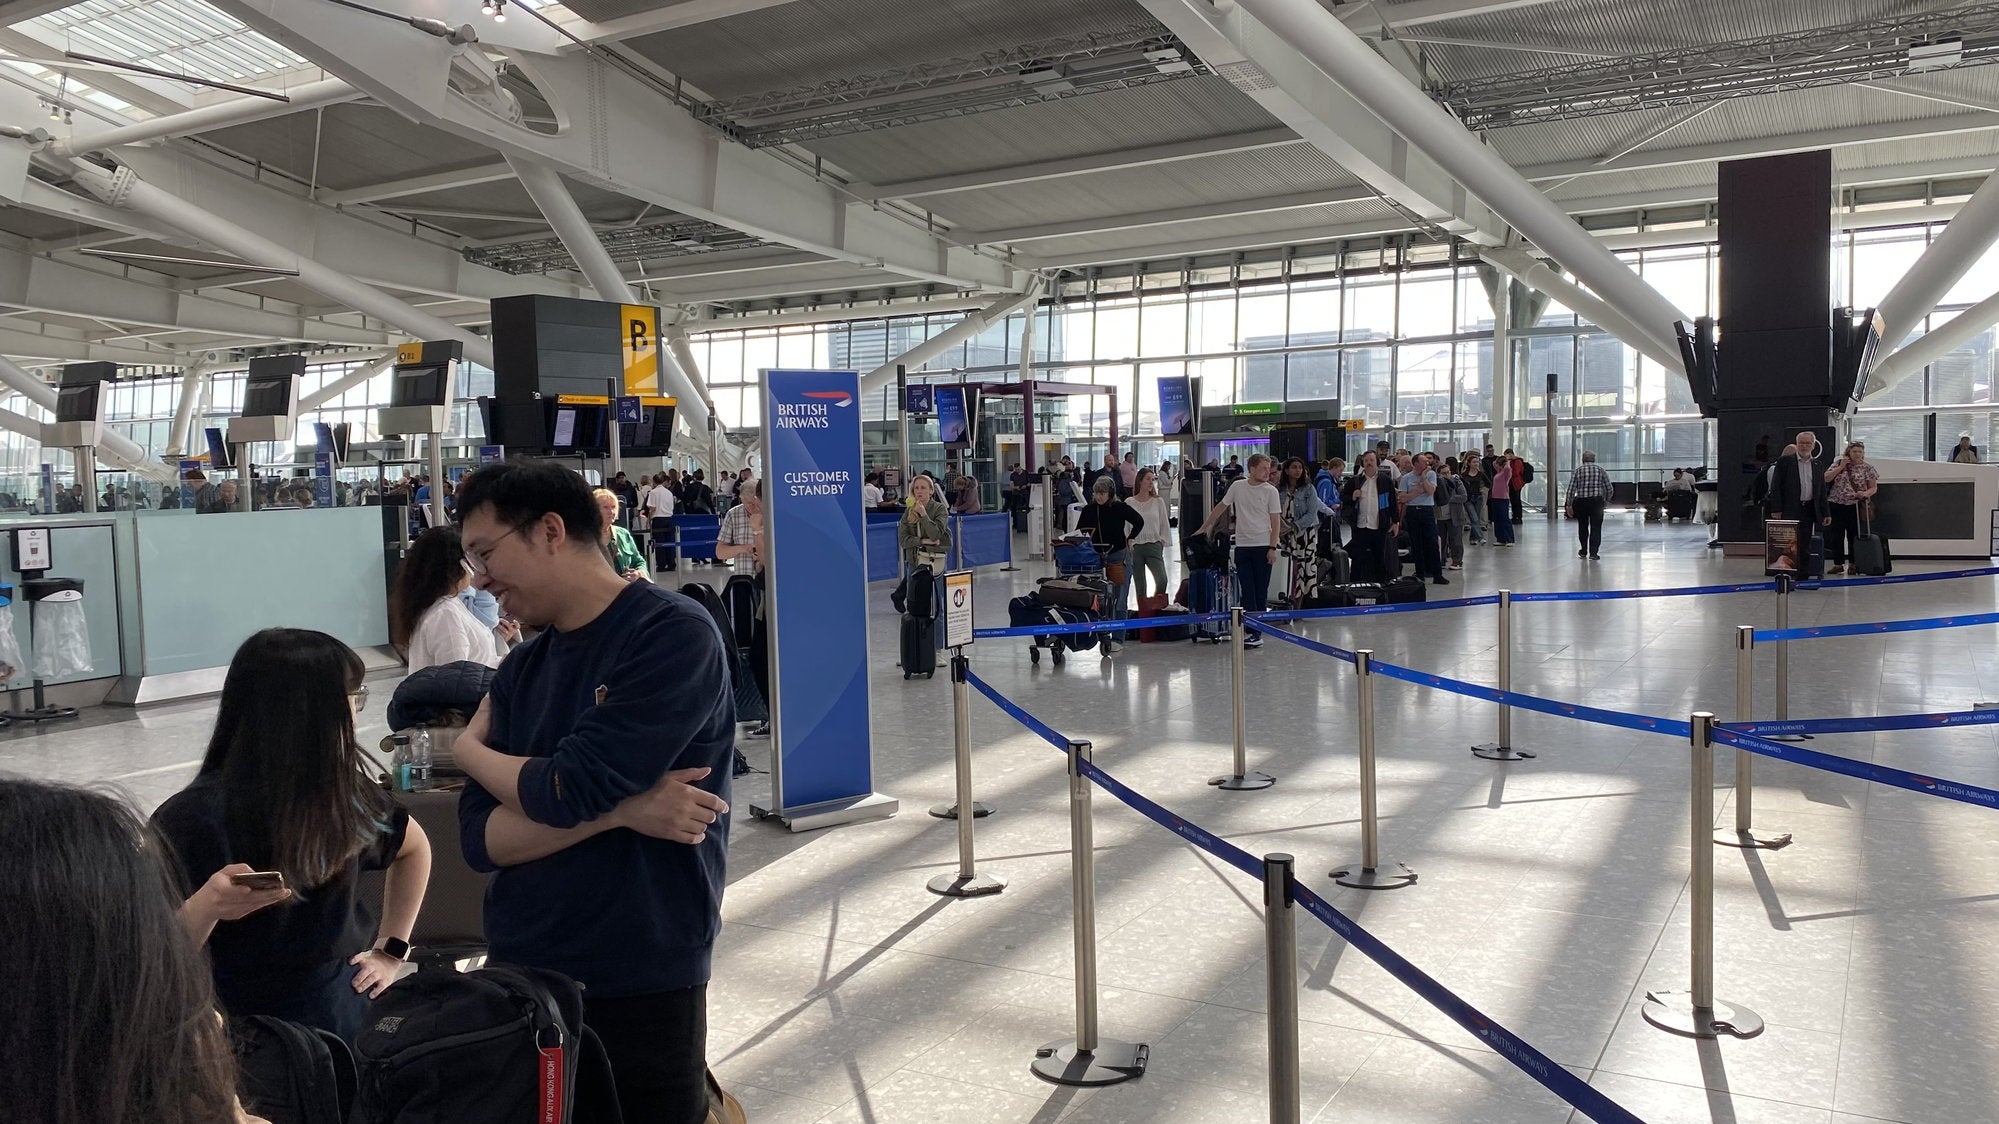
[761,369,895,829]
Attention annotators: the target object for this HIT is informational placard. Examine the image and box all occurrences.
[615,395,642,424]
[1158,374,1193,436]
[13,527,50,572]
[478,444,506,465]
[943,568,975,649]
[1765,518,1801,576]
[905,384,934,415]
[179,459,201,509]
[37,464,53,515]
[311,452,336,509]
[620,303,659,395]
[761,368,894,830]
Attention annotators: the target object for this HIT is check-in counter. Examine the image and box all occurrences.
[1866,458,1999,559]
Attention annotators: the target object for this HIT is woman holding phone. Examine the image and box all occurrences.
[151,628,433,1039]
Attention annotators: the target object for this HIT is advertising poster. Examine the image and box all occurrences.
[311,453,336,509]
[762,368,888,823]
[935,386,970,446]
[1158,374,1194,436]
[1765,518,1801,576]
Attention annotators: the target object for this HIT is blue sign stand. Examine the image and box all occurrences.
[311,453,336,508]
[757,368,896,831]
[178,459,201,509]
[38,463,53,514]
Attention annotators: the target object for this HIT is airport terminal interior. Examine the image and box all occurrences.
[9,0,1999,1122]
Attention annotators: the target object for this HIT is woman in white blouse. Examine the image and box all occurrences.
[1128,467,1173,603]
[389,527,517,671]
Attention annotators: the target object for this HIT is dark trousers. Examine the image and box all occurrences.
[1573,496,1605,556]
[580,985,709,1124]
[1509,486,1525,525]
[1234,545,1272,636]
[1488,498,1515,544]
[1403,505,1441,578]
[1827,501,1860,564]
[1348,525,1388,582]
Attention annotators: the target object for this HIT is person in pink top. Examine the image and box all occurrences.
[1487,452,1516,546]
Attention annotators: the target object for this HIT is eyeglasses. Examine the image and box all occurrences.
[462,525,530,577]
[349,684,369,711]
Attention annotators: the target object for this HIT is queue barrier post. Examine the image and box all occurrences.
[1332,650,1416,890]
[1768,575,1812,742]
[1032,738,1149,1086]
[1264,853,1302,1124]
[1718,625,1791,849]
[1472,589,1535,761]
[1643,713,1765,1039]
[1213,606,1276,790]
[927,654,1006,896]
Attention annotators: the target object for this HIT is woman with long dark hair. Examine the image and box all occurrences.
[152,628,433,1040]
[390,526,516,670]
[3,777,261,1124]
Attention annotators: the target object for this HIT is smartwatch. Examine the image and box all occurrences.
[375,937,411,962]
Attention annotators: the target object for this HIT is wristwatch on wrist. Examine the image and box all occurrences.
[375,937,411,962]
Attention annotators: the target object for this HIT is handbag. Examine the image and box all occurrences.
[1105,560,1128,584]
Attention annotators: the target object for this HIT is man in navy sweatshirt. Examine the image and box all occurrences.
[451,460,733,1123]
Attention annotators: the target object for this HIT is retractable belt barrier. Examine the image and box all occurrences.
[1712,724,1999,811]
[967,671,1645,1124]
[1755,608,1999,643]
[1729,707,1999,736]
[1512,580,1776,602]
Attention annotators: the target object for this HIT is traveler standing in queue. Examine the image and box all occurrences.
[1398,452,1447,585]
[5,778,271,1124]
[453,461,734,1122]
[900,472,951,575]
[1565,449,1613,561]
[595,487,649,581]
[1461,451,1489,545]
[1506,449,1530,526]
[1077,476,1144,655]
[1766,431,1829,532]
[1342,451,1398,582]
[1487,451,1516,546]
[1277,456,1333,569]
[1437,458,1468,571]
[1128,467,1172,605]
[390,527,518,672]
[152,629,433,1041]
[1314,457,1344,553]
[950,474,982,515]
[717,477,771,735]
[1196,452,1281,648]
[1824,441,1880,575]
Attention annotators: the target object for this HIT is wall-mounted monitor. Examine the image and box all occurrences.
[241,374,295,418]
[935,386,974,447]
[1158,374,1194,436]
[392,362,449,408]
[54,382,101,424]
[552,406,579,448]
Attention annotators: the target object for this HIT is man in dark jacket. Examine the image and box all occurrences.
[1765,431,1829,529]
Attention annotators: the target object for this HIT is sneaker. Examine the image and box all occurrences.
[1827,563,1846,575]
[1432,576,1450,585]
[1103,641,1122,656]
[1448,562,1463,570]
[1578,549,1587,557]
[1589,554,1601,561]
[1243,634,1263,649]
[748,722,770,738]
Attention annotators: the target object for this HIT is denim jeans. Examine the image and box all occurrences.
[1234,545,1272,637]
[1466,494,1487,542]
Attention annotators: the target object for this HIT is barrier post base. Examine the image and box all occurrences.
[927,871,1006,898]
[928,801,995,820]
[1714,828,1793,850]
[1030,1039,1149,1087]
[1330,860,1417,890]
[1641,990,1765,1039]
[1471,742,1536,761]
[1209,771,1277,790]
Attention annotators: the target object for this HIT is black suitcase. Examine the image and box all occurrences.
[1186,567,1231,643]
[901,615,937,678]
[722,573,761,651]
[1853,518,1892,576]
[1382,576,1427,604]
[1305,587,1359,609]
[1036,574,1109,612]
[650,516,677,570]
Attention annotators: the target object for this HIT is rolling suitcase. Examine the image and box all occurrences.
[1853,518,1892,576]
[1134,593,1169,642]
[1187,568,1231,643]
[901,614,937,679]
[1381,576,1427,604]
[721,573,761,651]
[1151,605,1195,641]
[1324,543,1351,586]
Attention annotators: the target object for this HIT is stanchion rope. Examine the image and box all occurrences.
[1253,623,1359,664]
[1754,608,1999,644]
[1725,707,1999,736]
[1711,725,1999,811]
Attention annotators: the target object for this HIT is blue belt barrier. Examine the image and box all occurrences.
[1255,595,1498,622]
[1512,580,1775,602]
[1822,564,1999,589]
[1711,725,1999,811]
[1365,659,1693,739]
[970,674,1645,1124]
[1290,883,1644,1124]
[1754,608,1999,643]
[964,670,1073,752]
[973,612,1229,640]
[1254,623,1358,664]
[1725,707,1999,736]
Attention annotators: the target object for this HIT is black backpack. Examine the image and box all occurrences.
[892,566,936,619]
[1518,459,1535,483]
[352,964,620,1124]
[721,573,761,651]
[230,1015,354,1124]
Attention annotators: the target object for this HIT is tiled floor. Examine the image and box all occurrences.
[17,511,1999,1123]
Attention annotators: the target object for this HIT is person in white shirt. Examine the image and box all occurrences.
[1194,452,1281,648]
[644,478,676,520]
[389,527,516,671]
[862,475,885,508]
[1127,467,1173,603]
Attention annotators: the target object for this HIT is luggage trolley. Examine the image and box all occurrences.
[1011,538,1109,666]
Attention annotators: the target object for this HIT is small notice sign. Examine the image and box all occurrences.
[943,569,975,649]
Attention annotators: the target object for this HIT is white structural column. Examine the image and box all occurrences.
[0,354,168,479]
[1484,249,1683,372]
[1868,172,1999,393]
[165,358,216,456]
[55,77,360,155]
[1869,289,1999,395]
[860,284,1043,397]
[1224,0,1690,345]
[63,160,497,368]
[299,352,397,413]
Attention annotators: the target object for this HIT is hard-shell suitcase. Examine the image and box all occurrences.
[1324,543,1351,586]
[1853,518,1892,576]
[1134,593,1170,642]
[1187,567,1231,643]
[1151,606,1195,641]
[1381,576,1427,604]
[901,614,937,679]
[721,573,761,651]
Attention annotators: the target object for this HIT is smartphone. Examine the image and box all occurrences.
[230,870,286,892]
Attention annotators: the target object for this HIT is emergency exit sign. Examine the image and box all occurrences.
[1232,401,1282,416]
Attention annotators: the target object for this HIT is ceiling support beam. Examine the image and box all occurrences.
[1868,170,1999,394]
[1483,248,1682,373]
[962,185,1377,244]
[211,0,1021,294]
[560,0,798,45]
[1140,0,1499,242]
[1519,113,1999,184]
[1337,0,1564,33]
[299,351,396,412]
[1868,289,1999,394]
[860,282,1041,397]
[55,77,361,155]
[321,163,515,206]
[1226,0,1686,345]
[63,159,494,365]
[165,358,214,457]
[852,128,1303,201]
[1019,215,1416,270]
